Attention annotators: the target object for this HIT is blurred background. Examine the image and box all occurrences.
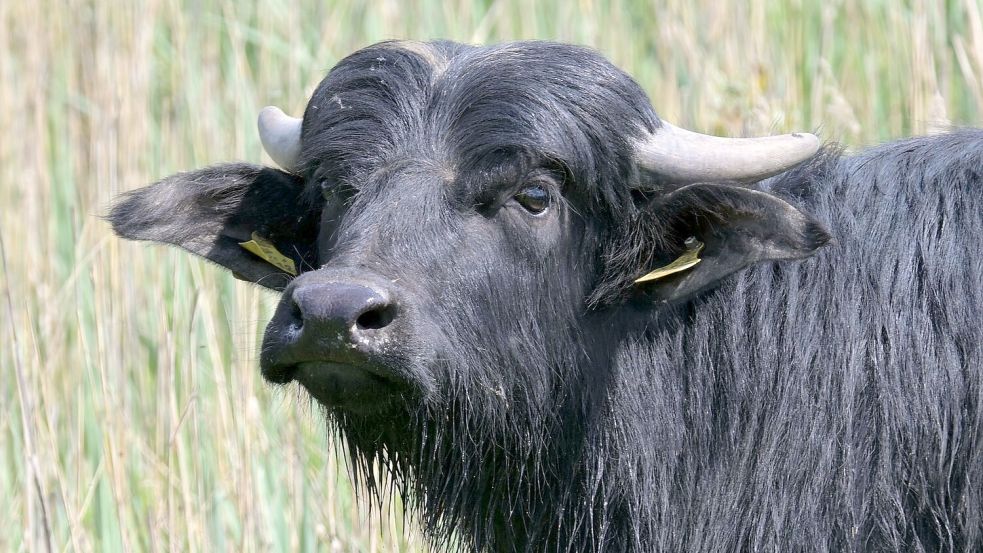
[2,0,982,551]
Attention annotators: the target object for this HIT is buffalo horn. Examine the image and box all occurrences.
[258,106,302,173]
[635,121,819,183]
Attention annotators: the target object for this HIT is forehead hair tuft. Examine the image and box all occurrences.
[387,40,451,80]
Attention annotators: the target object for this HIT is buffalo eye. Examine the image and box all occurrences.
[514,185,550,215]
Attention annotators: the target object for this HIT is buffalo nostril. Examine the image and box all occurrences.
[289,295,304,328]
[355,303,396,330]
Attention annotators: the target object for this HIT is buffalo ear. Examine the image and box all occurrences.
[638,183,830,302]
[109,163,320,291]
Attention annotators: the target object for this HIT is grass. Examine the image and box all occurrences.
[2,0,982,551]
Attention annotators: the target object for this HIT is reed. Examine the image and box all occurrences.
[2,1,981,550]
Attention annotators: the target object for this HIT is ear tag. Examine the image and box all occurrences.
[634,237,703,284]
[238,232,298,276]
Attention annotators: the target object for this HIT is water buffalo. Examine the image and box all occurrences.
[110,40,983,552]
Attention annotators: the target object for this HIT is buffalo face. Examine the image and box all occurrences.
[258,152,590,414]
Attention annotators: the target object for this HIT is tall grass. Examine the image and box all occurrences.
[2,0,982,551]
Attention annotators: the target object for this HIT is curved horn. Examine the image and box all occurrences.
[635,122,819,183]
[258,106,302,173]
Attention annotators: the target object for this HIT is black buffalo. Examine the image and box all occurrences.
[110,40,983,552]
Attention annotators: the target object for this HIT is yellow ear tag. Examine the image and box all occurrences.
[238,232,298,276]
[634,237,704,284]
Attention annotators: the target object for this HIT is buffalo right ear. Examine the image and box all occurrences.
[109,163,320,290]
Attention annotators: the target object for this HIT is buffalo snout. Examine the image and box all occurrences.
[291,281,396,336]
[260,270,408,409]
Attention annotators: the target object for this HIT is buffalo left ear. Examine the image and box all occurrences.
[637,183,831,302]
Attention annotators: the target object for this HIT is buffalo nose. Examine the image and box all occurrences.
[290,282,396,335]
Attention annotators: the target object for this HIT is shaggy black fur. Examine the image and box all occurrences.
[110,40,983,552]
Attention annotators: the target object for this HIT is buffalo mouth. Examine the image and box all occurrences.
[261,359,406,411]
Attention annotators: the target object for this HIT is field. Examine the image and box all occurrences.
[2,0,982,551]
